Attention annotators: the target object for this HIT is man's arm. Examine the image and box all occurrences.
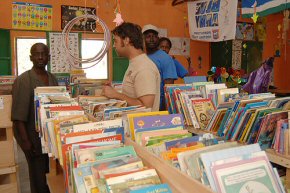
[164,79,175,84]
[13,121,33,152]
[102,86,155,108]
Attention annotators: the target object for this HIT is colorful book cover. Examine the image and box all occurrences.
[127,111,169,140]
[164,136,200,150]
[106,169,161,193]
[129,183,172,193]
[133,114,183,131]
[257,111,289,150]
[191,98,216,130]
[91,156,142,179]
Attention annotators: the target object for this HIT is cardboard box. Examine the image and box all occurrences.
[0,95,12,128]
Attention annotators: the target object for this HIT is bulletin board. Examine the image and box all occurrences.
[12,2,52,31]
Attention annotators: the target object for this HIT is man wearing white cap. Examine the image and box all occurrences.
[142,24,178,111]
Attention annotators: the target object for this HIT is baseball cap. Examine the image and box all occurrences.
[142,24,159,34]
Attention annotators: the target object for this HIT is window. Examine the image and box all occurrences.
[16,38,108,79]
[16,38,46,75]
[81,39,108,79]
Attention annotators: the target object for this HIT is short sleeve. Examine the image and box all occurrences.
[11,76,31,122]
[134,69,158,98]
[174,59,188,78]
[160,54,178,80]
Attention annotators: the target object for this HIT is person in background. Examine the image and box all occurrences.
[142,24,178,110]
[12,43,58,193]
[102,22,160,111]
[159,37,189,79]
[242,57,274,94]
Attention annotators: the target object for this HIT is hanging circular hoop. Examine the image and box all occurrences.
[62,14,111,69]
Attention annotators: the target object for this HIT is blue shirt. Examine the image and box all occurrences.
[148,49,178,110]
[173,58,188,78]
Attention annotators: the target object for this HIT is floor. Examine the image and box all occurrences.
[16,143,30,193]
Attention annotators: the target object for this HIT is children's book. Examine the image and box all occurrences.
[127,111,169,140]
[191,99,216,130]
[257,111,289,150]
[129,184,172,193]
[211,152,281,193]
[199,143,261,192]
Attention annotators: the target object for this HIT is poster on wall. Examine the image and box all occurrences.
[169,37,190,56]
[61,5,96,31]
[187,0,238,42]
[48,32,79,73]
[12,2,52,31]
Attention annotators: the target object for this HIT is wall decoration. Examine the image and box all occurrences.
[48,32,79,73]
[187,0,238,42]
[169,37,190,56]
[113,0,124,26]
[232,40,242,70]
[242,0,290,18]
[61,5,96,31]
[236,22,254,41]
[12,2,52,31]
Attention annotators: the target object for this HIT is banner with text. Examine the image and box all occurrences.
[187,0,238,42]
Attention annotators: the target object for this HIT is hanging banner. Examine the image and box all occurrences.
[242,0,290,18]
[12,2,52,31]
[187,0,238,42]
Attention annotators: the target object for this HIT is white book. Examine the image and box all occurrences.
[72,119,123,132]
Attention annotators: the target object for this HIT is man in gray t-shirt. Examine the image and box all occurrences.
[12,43,58,193]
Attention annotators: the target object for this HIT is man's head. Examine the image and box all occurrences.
[30,43,50,69]
[159,37,172,54]
[112,22,143,57]
[142,24,159,53]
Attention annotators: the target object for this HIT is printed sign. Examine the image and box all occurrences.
[187,0,238,42]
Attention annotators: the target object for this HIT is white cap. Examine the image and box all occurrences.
[142,24,159,34]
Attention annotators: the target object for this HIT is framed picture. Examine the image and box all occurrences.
[61,5,96,31]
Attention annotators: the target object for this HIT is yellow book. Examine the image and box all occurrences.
[239,113,256,142]
[127,111,169,140]
[162,143,204,160]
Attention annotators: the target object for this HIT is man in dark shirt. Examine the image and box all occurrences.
[12,43,58,193]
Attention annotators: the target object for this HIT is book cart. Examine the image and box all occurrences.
[187,126,290,192]
[0,95,19,193]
